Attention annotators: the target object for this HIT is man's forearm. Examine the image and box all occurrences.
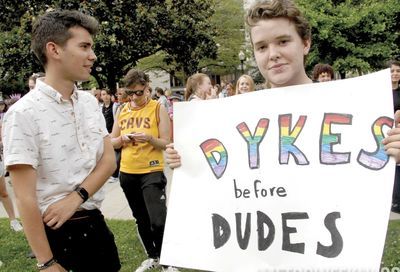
[9,165,53,264]
[16,196,53,263]
[79,139,116,196]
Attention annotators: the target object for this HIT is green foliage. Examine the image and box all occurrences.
[0,0,217,93]
[298,0,400,78]
[137,0,244,82]
[201,0,245,76]
[1,0,399,92]
[0,9,43,95]
[161,0,218,78]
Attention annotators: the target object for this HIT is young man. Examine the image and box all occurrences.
[2,10,120,271]
[166,0,400,170]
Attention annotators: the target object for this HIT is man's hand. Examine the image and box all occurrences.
[43,192,82,230]
[383,110,400,163]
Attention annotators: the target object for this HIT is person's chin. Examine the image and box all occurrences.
[77,74,91,82]
[269,74,291,88]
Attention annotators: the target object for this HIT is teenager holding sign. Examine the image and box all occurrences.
[166,0,400,169]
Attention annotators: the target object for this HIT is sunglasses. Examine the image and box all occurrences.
[125,88,146,96]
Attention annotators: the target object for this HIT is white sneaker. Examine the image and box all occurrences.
[162,266,180,272]
[134,258,160,272]
[0,260,3,267]
[10,219,23,232]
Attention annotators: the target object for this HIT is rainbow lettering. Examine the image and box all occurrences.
[236,119,269,169]
[357,116,394,170]
[279,114,309,165]
[200,139,228,179]
[320,113,352,164]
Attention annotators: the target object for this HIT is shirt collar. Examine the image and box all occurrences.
[35,78,79,103]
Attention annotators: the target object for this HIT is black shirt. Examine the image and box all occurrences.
[102,102,114,133]
[393,86,400,112]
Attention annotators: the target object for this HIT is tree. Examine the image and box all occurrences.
[200,0,245,76]
[137,0,244,83]
[0,8,42,95]
[297,0,400,78]
[0,0,218,94]
[159,0,218,79]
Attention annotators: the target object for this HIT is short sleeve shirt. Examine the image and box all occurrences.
[2,79,108,214]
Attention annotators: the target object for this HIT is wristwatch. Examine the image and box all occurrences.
[74,186,89,203]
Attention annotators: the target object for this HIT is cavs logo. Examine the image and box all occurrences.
[149,160,160,167]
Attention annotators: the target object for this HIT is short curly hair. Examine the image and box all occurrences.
[123,69,150,88]
[246,0,311,42]
[312,63,334,81]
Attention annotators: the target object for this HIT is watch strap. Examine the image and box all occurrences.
[75,186,89,203]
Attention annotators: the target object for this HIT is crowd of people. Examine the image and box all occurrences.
[1,0,400,271]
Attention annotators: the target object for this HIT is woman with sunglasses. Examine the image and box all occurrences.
[110,69,172,272]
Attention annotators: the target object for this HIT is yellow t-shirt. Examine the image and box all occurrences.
[118,99,164,174]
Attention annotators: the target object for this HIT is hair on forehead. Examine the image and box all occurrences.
[31,10,99,66]
[123,69,150,88]
[246,0,311,41]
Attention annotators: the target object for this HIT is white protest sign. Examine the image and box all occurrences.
[161,69,395,272]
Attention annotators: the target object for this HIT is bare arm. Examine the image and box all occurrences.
[152,104,171,149]
[110,107,134,149]
[110,107,123,149]
[43,137,116,229]
[9,165,66,271]
[77,136,116,197]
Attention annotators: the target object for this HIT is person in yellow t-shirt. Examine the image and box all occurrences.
[111,69,170,272]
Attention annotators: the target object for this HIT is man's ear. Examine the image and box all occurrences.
[303,38,311,55]
[45,42,61,60]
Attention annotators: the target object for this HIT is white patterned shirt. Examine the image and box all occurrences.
[2,79,108,214]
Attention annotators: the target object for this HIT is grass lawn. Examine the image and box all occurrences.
[0,218,197,272]
[1,218,400,271]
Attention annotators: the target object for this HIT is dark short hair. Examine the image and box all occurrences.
[123,69,150,88]
[155,87,164,95]
[312,63,334,81]
[388,60,400,68]
[101,89,112,96]
[31,10,99,66]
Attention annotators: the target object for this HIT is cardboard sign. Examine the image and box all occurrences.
[161,69,395,272]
